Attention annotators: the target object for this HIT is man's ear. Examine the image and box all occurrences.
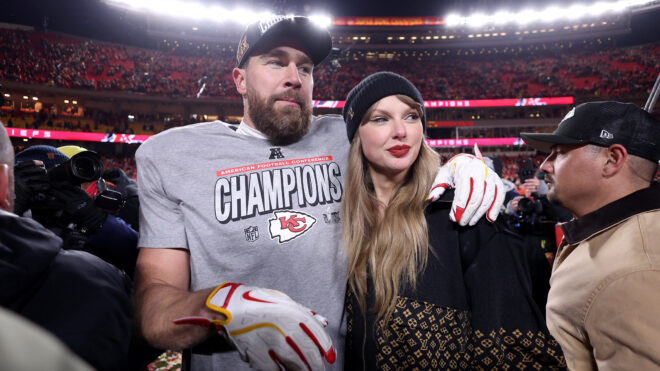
[233,67,247,95]
[602,144,627,177]
[0,163,10,211]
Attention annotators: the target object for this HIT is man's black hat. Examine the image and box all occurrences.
[521,101,660,162]
[237,16,332,68]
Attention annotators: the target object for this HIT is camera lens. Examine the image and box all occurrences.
[72,156,97,179]
[69,152,103,182]
[49,151,104,184]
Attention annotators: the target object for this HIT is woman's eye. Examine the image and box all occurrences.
[369,116,387,123]
[405,113,420,121]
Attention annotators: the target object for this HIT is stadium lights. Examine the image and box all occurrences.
[103,0,331,28]
[309,14,332,28]
[445,0,658,28]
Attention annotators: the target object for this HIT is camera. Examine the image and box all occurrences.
[92,177,125,213]
[502,158,547,234]
[516,158,544,219]
[30,151,125,220]
[517,158,537,183]
[517,196,542,215]
[48,151,104,185]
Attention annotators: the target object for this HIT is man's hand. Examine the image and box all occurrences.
[174,282,335,371]
[521,177,540,196]
[428,145,505,226]
[509,195,525,213]
[13,161,49,215]
[45,183,107,234]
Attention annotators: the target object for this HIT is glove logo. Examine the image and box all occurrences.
[268,210,316,243]
[242,290,275,304]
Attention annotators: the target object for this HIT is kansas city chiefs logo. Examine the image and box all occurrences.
[268,210,316,243]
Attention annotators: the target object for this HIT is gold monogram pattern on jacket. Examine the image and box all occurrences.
[348,297,566,370]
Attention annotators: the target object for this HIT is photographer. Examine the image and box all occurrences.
[506,159,572,226]
[0,125,132,371]
[59,145,140,231]
[14,145,138,277]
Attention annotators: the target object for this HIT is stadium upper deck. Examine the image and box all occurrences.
[1,0,658,140]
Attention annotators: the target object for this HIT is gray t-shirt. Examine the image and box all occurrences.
[136,115,349,371]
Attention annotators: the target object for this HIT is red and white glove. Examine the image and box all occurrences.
[428,144,504,226]
[174,282,335,371]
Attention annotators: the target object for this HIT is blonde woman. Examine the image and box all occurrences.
[341,72,565,370]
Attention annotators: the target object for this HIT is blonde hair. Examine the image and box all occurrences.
[342,95,440,326]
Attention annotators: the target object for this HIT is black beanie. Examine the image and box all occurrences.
[343,71,426,142]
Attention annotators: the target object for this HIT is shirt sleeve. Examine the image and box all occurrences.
[585,269,660,371]
[135,142,187,249]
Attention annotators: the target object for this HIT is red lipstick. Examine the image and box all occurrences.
[387,145,410,157]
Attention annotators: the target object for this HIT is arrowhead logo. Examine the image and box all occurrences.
[268,210,316,243]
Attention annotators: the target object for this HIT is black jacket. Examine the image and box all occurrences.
[345,193,566,370]
[0,210,133,371]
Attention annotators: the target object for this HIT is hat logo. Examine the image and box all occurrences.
[348,107,354,120]
[600,130,614,140]
[559,107,575,126]
[237,35,249,64]
[258,15,294,35]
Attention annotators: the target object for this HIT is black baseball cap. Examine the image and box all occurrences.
[521,101,660,162]
[236,16,332,68]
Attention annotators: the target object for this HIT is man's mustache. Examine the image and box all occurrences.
[269,91,306,107]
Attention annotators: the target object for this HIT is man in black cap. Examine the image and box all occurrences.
[520,101,660,370]
[134,15,503,371]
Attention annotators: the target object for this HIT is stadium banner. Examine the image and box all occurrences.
[313,96,574,109]
[333,16,444,26]
[5,127,526,147]
[5,127,148,144]
[427,121,474,127]
[426,138,524,147]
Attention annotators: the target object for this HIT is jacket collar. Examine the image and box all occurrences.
[561,183,660,245]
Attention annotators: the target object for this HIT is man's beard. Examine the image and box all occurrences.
[544,178,564,209]
[247,87,312,146]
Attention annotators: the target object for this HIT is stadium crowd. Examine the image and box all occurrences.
[1,28,658,101]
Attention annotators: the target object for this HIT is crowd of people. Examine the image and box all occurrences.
[1,28,658,101]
